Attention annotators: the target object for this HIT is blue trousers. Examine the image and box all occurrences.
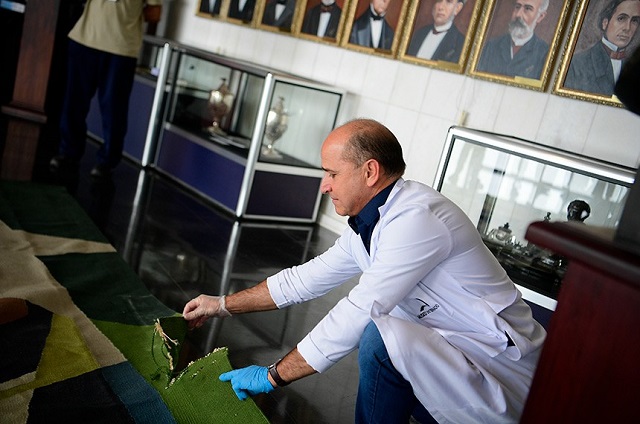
[357,321,437,424]
[59,40,137,168]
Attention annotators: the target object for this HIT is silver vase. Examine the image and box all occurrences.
[207,78,234,136]
[261,96,289,157]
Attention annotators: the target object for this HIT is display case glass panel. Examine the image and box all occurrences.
[154,40,345,221]
[164,48,344,169]
[434,127,636,303]
[137,36,171,79]
[258,81,343,168]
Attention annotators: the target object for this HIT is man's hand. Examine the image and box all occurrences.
[219,366,275,400]
[182,295,230,329]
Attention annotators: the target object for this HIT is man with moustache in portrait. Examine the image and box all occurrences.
[477,0,550,79]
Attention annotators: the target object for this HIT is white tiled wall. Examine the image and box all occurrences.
[166,0,640,234]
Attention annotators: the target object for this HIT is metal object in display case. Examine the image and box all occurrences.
[434,127,636,311]
[207,78,234,136]
[261,96,289,158]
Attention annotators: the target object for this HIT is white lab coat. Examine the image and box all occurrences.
[267,179,546,423]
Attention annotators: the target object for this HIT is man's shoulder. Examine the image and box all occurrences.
[528,34,549,51]
[485,33,511,48]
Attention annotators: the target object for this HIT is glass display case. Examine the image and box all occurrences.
[154,44,345,222]
[434,127,636,311]
[86,36,173,165]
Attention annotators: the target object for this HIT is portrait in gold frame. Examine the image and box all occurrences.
[294,0,351,44]
[398,0,483,73]
[340,0,411,57]
[553,0,640,106]
[256,0,303,33]
[468,0,571,90]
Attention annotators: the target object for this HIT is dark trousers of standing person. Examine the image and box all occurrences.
[58,39,136,171]
[357,321,438,424]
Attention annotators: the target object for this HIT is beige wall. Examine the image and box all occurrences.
[165,0,640,234]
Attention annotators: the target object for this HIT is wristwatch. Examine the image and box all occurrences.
[268,360,290,387]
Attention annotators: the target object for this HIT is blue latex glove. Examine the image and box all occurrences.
[219,365,274,400]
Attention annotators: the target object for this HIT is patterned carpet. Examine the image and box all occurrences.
[0,181,268,423]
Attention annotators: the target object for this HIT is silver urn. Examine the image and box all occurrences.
[207,78,234,135]
[261,96,289,157]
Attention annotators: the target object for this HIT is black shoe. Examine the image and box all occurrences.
[90,163,113,179]
[49,155,78,173]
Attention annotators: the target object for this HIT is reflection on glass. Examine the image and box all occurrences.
[436,129,634,300]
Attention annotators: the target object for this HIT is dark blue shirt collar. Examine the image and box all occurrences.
[347,181,396,254]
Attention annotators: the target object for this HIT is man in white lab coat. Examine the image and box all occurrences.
[183,118,546,423]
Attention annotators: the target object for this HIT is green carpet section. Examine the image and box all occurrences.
[0,181,108,243]
[0,313,98,400]
[94,319,269,424]
[39,252,177,326]
[1,181,269,423]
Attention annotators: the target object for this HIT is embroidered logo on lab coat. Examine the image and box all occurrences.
[415,298,440,319]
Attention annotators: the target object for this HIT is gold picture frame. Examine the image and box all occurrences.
[553,0,640,106]
[294,0,351,44]
[196,0,224,19]
[340,0,411,57]
[468,0,572,90]
[195,0,260,26]
[397,0,484,73]
[225,0,261,25]
[256,0,303,33]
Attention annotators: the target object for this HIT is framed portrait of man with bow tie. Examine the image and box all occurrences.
[341,0,411,56]
[196,0,259,25]
[295,0,349,43]
[398,0,483,73]
[468,0,571,91]
[257,0,300,32]
[197,0,223,18]
[554,0,640,106]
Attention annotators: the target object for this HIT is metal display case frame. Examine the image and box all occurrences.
[153,42,346,223]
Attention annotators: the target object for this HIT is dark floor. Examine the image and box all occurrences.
[37,140,360,424]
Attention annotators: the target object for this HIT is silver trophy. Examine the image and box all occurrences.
[261,96,289,157]
[207,78,234,135]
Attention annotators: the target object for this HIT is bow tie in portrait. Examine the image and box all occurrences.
[370,11,384,20]
[432,28,448,35]
[603,44,627,60]
[321,3,335,13]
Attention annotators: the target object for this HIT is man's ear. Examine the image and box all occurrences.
[536,10,547,24]
[364,159,380,187]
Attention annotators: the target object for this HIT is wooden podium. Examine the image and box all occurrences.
[520,221,640,422]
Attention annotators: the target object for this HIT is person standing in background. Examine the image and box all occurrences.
[50,0,162,179]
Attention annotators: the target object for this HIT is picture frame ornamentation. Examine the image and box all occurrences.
[340,0,412,57]
[294,0,352,44]
[553,0,640,106]
[468,0,572,90]
[397,0,484,74]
